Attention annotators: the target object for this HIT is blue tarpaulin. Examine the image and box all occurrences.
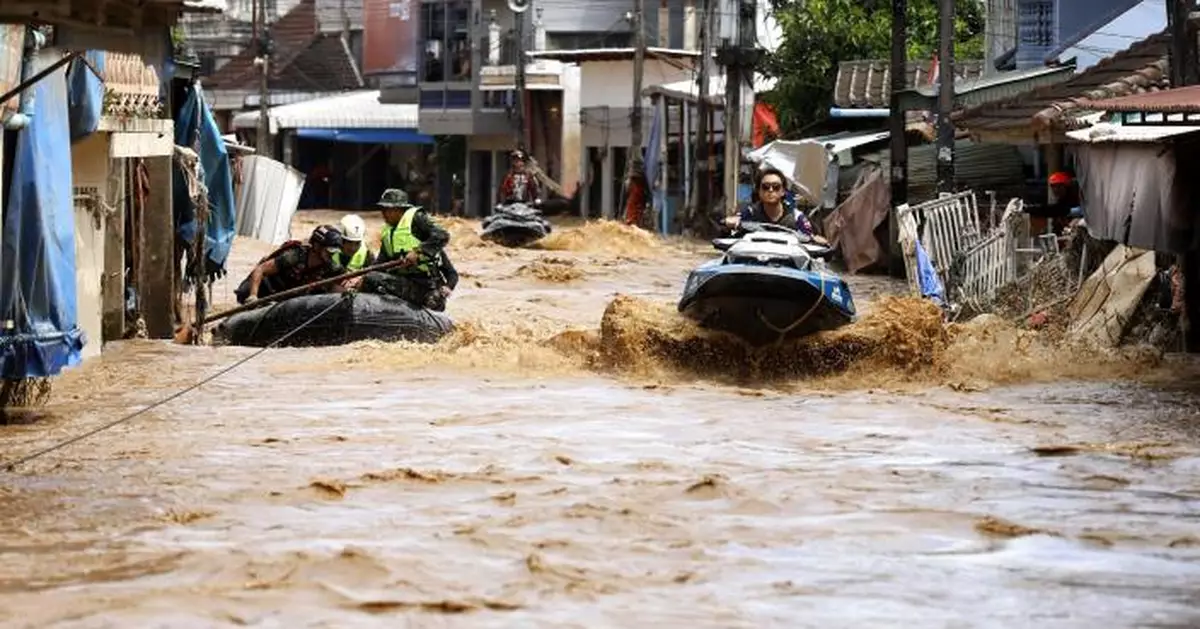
[914,240,946,307]
[645,105,665,233]
[296,128,435,144]
[0,58,86,379]
[66,50,105,143]
[174,83,237,276]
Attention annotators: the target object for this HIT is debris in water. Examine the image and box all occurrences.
[309,479,347,498]
[974,516,1059,539]
[554,455,573,466]
[318,580,520,614]
[1030,441,1180,460]
[361,467,446,483]
[160,508,216,525]
[685,474,731,499]
[492,491,517,506]
[516,257,585,282]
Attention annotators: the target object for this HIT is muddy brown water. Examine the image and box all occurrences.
[2,211,1200,628]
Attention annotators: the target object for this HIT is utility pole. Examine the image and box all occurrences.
[1169,0,1199,87]
[1167,0,1200,351]
[935,0,954,194]
[691,0,712,231]
[254,0,272,158]
[719,0,758,214]
[629,0,646,166]
[513,0,529,150]
[887,0,907,277]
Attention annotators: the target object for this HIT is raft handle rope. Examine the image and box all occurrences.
[2,294,349,472]
[757,274,829,344]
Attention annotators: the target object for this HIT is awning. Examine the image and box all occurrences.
[642,74,778,105]
[296,128,435,144]
[1066,122,1200,143]
[232,90,418,134]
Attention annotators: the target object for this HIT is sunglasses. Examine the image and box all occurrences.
[759,182,783,192]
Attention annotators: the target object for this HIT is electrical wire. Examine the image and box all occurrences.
[1,293,350,472]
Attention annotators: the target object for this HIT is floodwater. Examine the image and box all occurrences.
[2,211,1200,628]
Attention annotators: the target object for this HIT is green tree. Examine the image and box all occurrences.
[762,0,985,134]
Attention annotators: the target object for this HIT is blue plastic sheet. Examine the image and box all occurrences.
[67,50,105,143]
[914,239,946,307]
[0,58,86,379]
[173,83,237,276]
[296,128,435,144]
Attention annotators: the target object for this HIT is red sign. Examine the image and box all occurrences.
[362,0,420,78]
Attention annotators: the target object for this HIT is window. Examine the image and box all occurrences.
[420,0,473,82]
[546,32,631,51]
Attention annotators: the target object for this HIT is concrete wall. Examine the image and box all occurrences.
[70,133,110,361]
[578,58,695,148]
[560,64,582,197]
[579,59,693,109]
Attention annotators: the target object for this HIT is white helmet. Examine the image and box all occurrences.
[339,214,366,242]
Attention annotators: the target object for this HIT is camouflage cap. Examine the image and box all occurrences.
[376,188,415,208]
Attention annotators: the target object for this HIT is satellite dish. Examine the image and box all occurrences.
[508,0,530,13]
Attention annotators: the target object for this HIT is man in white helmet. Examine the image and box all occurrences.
[333,213,375,272]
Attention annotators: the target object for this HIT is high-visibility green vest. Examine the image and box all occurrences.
[333,243,370,271]
[381,208,431,273]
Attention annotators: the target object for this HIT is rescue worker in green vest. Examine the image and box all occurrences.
[333,213,375,272]
[361,188,451,308]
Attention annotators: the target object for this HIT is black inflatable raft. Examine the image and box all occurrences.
[213,292,454,348]
[480,202,552,248]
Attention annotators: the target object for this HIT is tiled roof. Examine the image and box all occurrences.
[206,0,361,93]
[1083,84,1200,113]
[954,31,1170,134]
[833,59,985,109]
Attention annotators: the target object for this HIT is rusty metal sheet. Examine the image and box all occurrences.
[0,24,24,115]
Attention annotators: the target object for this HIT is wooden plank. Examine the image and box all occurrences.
[102,158,127,343]
[138,155,174,338]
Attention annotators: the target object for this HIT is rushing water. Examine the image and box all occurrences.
[1,212,1199,628]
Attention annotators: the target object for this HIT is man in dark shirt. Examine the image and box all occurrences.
[235,225,344,305]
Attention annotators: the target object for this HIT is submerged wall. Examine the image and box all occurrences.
[70,132,110,361]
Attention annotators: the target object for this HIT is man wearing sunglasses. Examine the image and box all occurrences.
[723,166,828,245]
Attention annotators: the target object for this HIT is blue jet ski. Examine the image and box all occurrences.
[678,222,857,346]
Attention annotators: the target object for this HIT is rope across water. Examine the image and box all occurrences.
[2,294,349,472]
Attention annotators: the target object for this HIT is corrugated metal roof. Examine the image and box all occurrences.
[527,47,700,62]
[1066,122,1200,143]
[899,64,1077,110]
[955,31,1171,134]
[231,90,417,131]
[833,59,985,109]
[1084,84,1200,113]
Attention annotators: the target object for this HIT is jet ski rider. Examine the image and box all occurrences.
[499,149,541,206]
[723,166,829,245]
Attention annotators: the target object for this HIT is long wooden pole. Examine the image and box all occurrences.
[201,257,414,325]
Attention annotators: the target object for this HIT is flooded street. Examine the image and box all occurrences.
[2,212,1200,628]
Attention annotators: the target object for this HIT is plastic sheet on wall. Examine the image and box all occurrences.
[0,53,86,379]
[67,50,106,143]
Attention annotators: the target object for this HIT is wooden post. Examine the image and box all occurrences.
[935,0,955,194]
[139,155,175,339]
[101,157,127,343]
[888,0,909,278]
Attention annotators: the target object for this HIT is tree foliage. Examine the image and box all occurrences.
[761,0,986,134]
